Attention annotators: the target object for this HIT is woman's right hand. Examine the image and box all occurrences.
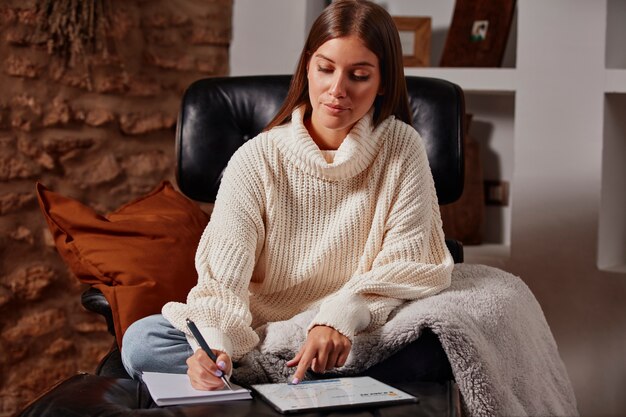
[186,348,232,390]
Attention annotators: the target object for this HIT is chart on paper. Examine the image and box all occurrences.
[252,377,417,413]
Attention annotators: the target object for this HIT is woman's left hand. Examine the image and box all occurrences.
[286,325,351,384]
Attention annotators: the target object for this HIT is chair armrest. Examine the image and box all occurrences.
[445,239,464,264]
[17,374,148,416]
[81,287,115,336]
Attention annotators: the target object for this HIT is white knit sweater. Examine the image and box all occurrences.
[162,106,453,360]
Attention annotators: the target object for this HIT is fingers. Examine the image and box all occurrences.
[289,326,352,384]
[286,345,304,368]
[186,349,231,390]
[215,351,232,375]
[336,348,350,368]
[325,349,340,371]
[292,348,315,383]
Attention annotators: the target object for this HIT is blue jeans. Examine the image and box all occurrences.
[122,315,453,384]
[121,314,193,380]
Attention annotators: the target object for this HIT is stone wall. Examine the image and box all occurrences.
[0,1,231,415]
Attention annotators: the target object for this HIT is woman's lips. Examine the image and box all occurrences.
[324,103,349,114]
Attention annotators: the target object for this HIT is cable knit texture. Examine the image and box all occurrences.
[162,106,454,360]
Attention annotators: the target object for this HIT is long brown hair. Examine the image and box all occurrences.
[264,0,411,132]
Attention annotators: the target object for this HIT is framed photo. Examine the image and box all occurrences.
[392,16,431,67]
[440,0,516,67]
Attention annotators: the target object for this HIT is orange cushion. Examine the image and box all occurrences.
[36,181,209,347]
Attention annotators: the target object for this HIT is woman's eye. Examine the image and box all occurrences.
[351,74,370,81]
[317,66,333,73]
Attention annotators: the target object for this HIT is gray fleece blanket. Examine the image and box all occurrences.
[232,264,578,417]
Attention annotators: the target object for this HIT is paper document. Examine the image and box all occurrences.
[252,376,417,414]
[141,372,252,406]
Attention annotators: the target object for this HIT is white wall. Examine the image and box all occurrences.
[230,0,326,76]
[510,2,626,416]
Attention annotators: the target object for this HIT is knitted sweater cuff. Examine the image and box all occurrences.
[186,326,234,372]
[308,294,371,340]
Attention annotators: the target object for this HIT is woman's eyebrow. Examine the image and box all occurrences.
[315,53,376,68]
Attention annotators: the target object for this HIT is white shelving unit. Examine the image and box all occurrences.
[396,0,518,266]
[410,72,516,265]
[231,0,623,273]
[599,94,626,273]
[394,1,624,274]
[605,0,626,69]
[598,0,626,273]
[404,68,516,94]
[604,69,626,93]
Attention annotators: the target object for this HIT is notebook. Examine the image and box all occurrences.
[141,372,252,406]
[252,376,418,414]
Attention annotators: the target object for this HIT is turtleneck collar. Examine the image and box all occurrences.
[273,106,393,181]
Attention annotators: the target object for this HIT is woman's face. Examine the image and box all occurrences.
[306,35,382,148]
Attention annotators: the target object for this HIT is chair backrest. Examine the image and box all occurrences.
[176,75,464,205]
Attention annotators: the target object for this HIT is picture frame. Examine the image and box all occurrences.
[392,16,431,67]
[440,0,516,67]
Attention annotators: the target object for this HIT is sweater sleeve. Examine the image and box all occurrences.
[308,127,454,339]
[162,141,266,361]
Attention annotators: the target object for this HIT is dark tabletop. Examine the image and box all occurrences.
[19,373,461,417]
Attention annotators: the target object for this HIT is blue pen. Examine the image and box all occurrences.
[186,318,234,390]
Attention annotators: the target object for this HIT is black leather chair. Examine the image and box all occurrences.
[85,74,465,378]
[20,75,465,417]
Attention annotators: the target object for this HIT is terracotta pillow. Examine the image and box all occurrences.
[36,181,209,347]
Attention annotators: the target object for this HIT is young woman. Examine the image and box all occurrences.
[122,0,453,390]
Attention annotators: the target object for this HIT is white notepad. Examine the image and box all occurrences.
[141,372,252,406]
[252,376,417,414]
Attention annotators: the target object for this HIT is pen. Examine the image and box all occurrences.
[186,318,234,391]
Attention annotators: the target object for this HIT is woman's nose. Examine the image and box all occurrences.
[329,74,347,98]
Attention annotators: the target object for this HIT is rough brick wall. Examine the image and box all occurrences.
[0,1,231,415]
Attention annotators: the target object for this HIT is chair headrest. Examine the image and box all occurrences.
[176,75,464,204]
